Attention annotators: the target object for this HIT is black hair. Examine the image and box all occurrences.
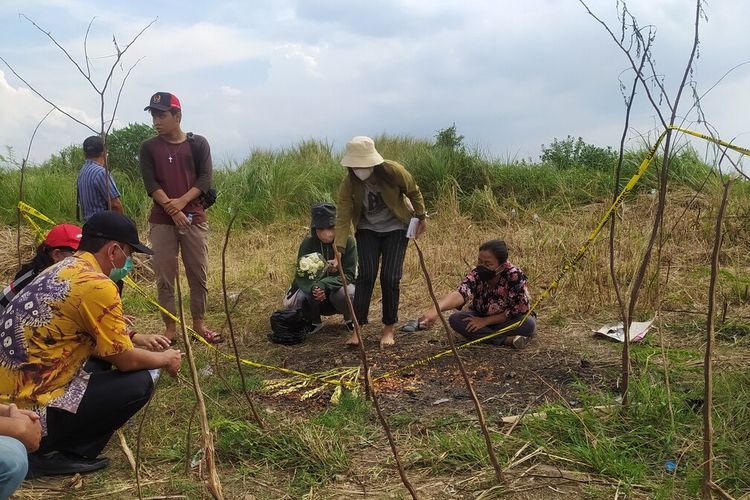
[148,108,181,117]
[345,162,397,185]
[479,240,508,265]
[17,244,55,277]
[77,236,111,254]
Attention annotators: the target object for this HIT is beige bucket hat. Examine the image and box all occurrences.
[341,136,384,168]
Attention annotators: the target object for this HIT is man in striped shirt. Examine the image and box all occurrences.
[76,136,123,222]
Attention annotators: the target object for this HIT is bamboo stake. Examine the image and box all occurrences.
[16,109,54,265]
[702,180,732,499]
[184,401,199,475]
[116,430,136,472]
[412,239,505,483]
[136,375,162,500]
[221,212,265,428]
[334,250,418,500]
[175,270,224,500]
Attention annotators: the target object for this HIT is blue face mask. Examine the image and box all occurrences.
[109,245,133,282]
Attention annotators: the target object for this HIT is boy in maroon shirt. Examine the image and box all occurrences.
[139,92,222,344]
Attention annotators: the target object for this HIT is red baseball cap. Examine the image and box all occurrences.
[45,224,82,249]
[144,92,181,111]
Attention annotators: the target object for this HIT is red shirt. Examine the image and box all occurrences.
[139,135,212,225]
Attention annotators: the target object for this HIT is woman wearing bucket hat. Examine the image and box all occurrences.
[335,136,427,347]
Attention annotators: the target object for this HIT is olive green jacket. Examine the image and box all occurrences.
[335,160,426,250]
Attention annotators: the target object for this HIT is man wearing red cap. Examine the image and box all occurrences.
[139,92,221,344]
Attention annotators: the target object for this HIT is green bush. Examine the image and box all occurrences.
[541,135,617,171]
[106,123,156,179]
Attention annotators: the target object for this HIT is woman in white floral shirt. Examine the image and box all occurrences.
[402,240,536,349]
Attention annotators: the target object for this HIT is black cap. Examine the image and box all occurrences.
[311,203,336,229]
[144,92,181,112]
[83,135,104,156]
[82,211,153,255]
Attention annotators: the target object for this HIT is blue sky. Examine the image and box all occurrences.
[1,0,749,165]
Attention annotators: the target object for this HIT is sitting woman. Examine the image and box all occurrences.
[404,239,536,348]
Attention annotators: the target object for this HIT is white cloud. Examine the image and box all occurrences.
[1,0,749,165]
[219,85,242,96]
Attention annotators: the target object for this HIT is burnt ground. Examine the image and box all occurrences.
[255,317,620,420]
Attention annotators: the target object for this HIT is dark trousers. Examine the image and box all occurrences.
[449,311,537,345]
[36,363,154,458]
[354,229,408,326]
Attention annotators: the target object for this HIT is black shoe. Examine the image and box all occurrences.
[345,321,354,332]
[26,451,110,478]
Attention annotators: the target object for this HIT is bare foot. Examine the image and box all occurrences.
[345,332,360,346]
[380,325,396,348]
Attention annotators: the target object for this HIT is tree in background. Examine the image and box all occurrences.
[106,123,156,178]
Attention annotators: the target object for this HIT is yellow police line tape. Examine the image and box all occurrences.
[16,125,750,390]
[371,125,750,382]
[16,201,355,389]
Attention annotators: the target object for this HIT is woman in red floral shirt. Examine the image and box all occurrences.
[403,240,536,348]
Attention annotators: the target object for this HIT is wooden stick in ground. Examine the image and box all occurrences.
[335,253,371,400]
[184,401,199,475]
[334,251,418,500]
[16,108,54,265]
[412,239,505,484]
[175,270,224,500]
[221,212,265,428]
[116,430,136,472]
[702,180,732,499]
[135,375,162,500]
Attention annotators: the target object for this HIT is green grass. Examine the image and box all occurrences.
[0,133,722,228]
[212,416,352,494]
[516,367,750,497]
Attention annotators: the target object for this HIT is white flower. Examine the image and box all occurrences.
[297,252,326,280]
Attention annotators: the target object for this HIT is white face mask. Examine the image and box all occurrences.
[353,167,374,181]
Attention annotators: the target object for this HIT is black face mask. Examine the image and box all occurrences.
[474,265,497,282]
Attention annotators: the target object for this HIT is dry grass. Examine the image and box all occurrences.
[6,183,750,499]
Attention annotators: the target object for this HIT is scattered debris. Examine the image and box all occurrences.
[593,317,656,343]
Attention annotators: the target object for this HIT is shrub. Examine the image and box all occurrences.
[541,135,617,171]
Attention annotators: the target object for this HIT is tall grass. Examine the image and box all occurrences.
[0,134,721,228]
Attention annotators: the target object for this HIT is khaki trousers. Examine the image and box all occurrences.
[149,222,209,322]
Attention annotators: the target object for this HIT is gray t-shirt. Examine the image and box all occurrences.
[358,180,407,233]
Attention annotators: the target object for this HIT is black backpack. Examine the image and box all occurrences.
[186,132,218,209]
[268,309,311,345]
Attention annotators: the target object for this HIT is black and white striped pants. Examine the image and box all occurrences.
[353,229,409,326]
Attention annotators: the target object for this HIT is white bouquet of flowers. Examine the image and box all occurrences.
[297,252,327,281]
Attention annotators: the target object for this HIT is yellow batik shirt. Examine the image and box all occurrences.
[0,252,133,410]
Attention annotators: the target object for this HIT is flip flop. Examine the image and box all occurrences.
[399,319,427,333]
[194,329,224,344]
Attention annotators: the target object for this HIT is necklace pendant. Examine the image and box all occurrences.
[168,154,173,163]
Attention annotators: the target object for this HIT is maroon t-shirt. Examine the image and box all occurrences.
[139,135,212,225]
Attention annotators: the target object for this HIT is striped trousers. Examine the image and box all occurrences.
[353,229,409,326]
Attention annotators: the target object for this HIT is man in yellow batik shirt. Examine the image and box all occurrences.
[0,211,182,478]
